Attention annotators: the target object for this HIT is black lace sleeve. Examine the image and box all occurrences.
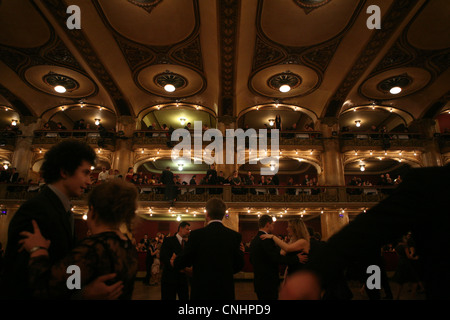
[28,237,103,299]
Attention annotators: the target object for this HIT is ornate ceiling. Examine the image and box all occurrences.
[0,0,449,129]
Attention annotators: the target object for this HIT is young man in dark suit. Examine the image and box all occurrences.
[0,140,123,299]
[172,198,245,300]
[250,215,307,300]
[160,221,191,300]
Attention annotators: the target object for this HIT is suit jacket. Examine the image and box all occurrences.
[0,186,75,299]
[173,222,244,300]
[249,231,299,298]
[161,169,174,185]
[306,165,450,299]
[160,235,188,285]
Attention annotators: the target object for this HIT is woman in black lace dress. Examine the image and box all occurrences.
[19,180,139,299]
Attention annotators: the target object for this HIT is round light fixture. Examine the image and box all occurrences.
[268,119,275,126]
[390,86,402,94]
[279,84,291,93]
[360,164,366,172]
[54,85,67,93]
[179,118,186,126]
[164,84,176,92]
[94,119,101,126]
[355,120,361,127]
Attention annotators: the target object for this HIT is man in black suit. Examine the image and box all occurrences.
[279,165,450,300]
[0,140,122,299]
[160,221,191,300]
[249,215,306,300]
[172,198,245,300]
[161,166,176,204]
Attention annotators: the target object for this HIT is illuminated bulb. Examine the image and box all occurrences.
[310,150,313,155]
[355,120,361,127]
[186,209,189,213]
[354,151,358,156]
[141,149,144,154]
[321,210,324,214]
[279,84,291,93]
[272,216,277,222]
[295,150,298,155]
[97,149,101,154]
[390,86,402,94]
[39,149,42,154]
[384,151,388,156]
[54,85,66,93]
[82,214,87,220]
[11,120,18,126]
[247,209,250,213]
[196,106,200,110]
[95,119,100,126]
[176,215,181,221]
[414,151,417,156]
[369,151,373,155]
[164,84,176,92]
[399,151,402,156]
[360,165,366,172]
[90,166,95,171]
[390,108,393,113]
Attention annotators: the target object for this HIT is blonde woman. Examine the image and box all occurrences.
[261,218,310,276]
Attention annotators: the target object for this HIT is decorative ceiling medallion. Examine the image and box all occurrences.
[154,71,187,91]
[43,72,80,92]
[127,0,163,13]
[292,0,332,14]
[377,74,412,94]
[268,72,302,91]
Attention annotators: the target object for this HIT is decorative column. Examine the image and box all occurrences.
[112,116,136,175]
[318,117,349,240]
[217,115,238,224]
[11,117,41,181]
[415,119,442,167]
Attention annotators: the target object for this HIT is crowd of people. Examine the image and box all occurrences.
[347,173,403,195]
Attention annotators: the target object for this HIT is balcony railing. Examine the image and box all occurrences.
[33,130,116,150]
[339,131,426,150]
[0,183,395,204]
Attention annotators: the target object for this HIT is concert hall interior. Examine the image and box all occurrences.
[0,0,449,300]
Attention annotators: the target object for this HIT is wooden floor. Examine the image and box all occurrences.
[131,277,426,300]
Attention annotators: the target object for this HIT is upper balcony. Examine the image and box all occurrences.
[339,131,427,152]
[32,130,117,151]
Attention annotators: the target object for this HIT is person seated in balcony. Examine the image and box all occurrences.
[230,171,244,195]
[244,171,256,195]
[125,167,134,181]
[130,174,139,185]
[286,177,296,195]
[42,122,51,131]
[311,177,320,195]
[73,119,87,137]
[267,177,277,195]
[184,122,192,130]
[347,176,358,195]
[302,174,310,186]
[256,175,268,195]
[196,176,207,195]
[55,122,69,138]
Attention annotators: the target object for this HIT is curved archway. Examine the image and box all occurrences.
[137,103,217,131]
[237,103,318,130]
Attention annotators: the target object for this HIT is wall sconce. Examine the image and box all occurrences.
[355,120,361,127]
[268,119,275,126]
[179,118,186,126]
[360,164,366,172]
[11,119,18,126]
[3,163,8,170]
[94,119,101,126]
[178,163,184,171]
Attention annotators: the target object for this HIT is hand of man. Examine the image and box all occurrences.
[170,253,177,267]
[297,252,308,264]
[82,273,123,300]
